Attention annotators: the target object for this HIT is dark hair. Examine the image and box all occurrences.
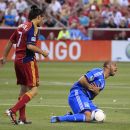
[103,61,111,68]
[28,5,44,21]
[103,61,116,68]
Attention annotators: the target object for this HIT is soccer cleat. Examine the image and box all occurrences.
[18,120,32,125]
[50,116,60,123]
[5,109,18,125]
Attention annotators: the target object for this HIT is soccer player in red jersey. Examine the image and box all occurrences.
[0,5,49,125]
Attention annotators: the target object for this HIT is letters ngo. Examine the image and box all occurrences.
[12,41,81,61]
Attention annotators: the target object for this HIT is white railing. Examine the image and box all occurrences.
[1,27,130,40]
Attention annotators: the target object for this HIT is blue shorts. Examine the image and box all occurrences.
[68,89,97,114]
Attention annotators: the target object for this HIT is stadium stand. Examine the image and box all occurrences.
[1,0,130,40]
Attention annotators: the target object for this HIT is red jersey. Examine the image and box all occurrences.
[10,22,38,63]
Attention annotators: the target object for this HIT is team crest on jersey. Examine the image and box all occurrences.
[31,37,36,42]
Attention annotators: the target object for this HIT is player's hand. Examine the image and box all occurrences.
[89,83,100,95]
[0,57,6,67]
[42,50,49,57]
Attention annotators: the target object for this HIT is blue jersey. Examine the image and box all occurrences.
[70,68,105,100]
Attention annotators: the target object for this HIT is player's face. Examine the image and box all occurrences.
[37,15,44,27]
[109,63,117,76]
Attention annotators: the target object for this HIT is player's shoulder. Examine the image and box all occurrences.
[17,22,33,32]
[92,68,103,72]
[90,68,103,74]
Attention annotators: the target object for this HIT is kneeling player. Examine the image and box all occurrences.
[51,61,117,123]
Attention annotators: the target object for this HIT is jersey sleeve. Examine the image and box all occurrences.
[9,30,17,43]
[84,71,95,82]
[99,79,105,90]
[26,27,36,45]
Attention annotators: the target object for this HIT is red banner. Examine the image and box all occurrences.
[0,40,111,61]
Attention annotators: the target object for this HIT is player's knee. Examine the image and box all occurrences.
[29,87,38,97]
[34,91,38,96]
[32,90,38,97]
[84,111,92,122]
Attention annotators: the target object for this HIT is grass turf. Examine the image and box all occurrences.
[0,62,130,130]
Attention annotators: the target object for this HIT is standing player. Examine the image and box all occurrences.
[0,5,49,125]
[51,61,117,123]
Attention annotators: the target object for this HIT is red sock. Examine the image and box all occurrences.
[18,96,26,121]
[19,105,26,121]
[11,92,32,113]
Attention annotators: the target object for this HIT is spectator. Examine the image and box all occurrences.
[118,31,127,40]
[44,17,56,27]
[118,0,129,7]
[57,27,70,40]
[5,2,18,16]
[55,15,68,26]
[89,0,100,11]
[114,31,127,40]
[97,17,108,28]
[68,12,79,25]
[38,34,46,40]
[101,5,113,24]
[15,12,27,26]
[69,22,89,40]
[0,10,4,26]
[67,0,79,7]
[118,18,127,28]
[108,17,117,28]
[113,6,122,26]
[69,22,81,40]
[0,0,130,30]
[82,0,89,5]
[0,0,7,12]
[47,32,56,40]
[61,0,71,19]
[4,9,15,26]
[88,3,100,23]
[49,0,62,15]
[113,33,119,40]
[88,19,97,28]
[78,9,90,27]
[16,0,28,13]
[102,0,111,5]
[8,0,18,2]
[57,0,65,5]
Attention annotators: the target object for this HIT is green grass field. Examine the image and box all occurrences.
[0,62,130,130]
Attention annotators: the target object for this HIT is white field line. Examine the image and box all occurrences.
[0,103,130,110]
[41,81,130,88]
[1,79,130,88]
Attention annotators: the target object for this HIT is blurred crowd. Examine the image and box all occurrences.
[0,0,28,26]
[1,0,130,40]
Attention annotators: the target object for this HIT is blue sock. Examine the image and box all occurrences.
[58,113,86,122]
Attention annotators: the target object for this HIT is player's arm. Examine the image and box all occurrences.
[26,27,49,57]
[79,76,100,95]
[0,40,13,65]
[27,44,49,57]
[0,31,17,66]
[0,30,17,66]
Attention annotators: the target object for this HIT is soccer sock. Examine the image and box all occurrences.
[10,92,32,113]
[58,113,86,122]
[18,96,26,121]
[19,105,26,121]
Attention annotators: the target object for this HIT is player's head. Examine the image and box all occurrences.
[28,5,45,26]
[103,61,117,77]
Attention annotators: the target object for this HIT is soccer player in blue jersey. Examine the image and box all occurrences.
[51,61,117,123]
